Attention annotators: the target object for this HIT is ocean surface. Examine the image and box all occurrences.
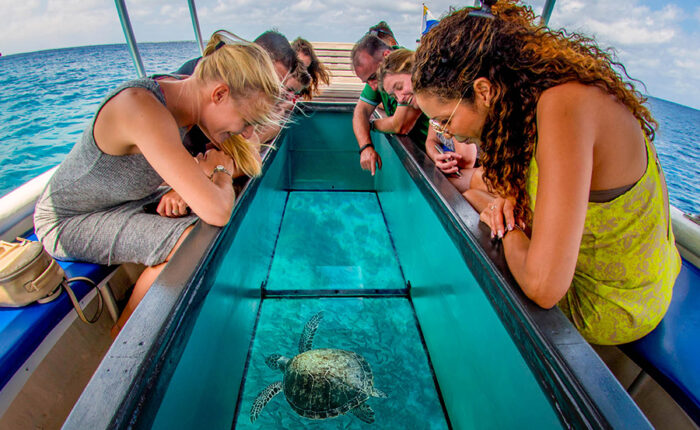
[0,42,698,214]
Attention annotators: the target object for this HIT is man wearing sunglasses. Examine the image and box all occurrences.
[368,21,398,47]
[350,34,428,176]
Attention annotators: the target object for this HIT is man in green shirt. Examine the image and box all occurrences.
[350,34,428,175]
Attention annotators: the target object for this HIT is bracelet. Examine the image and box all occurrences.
[358,143,374,154]
[209,164,232,180]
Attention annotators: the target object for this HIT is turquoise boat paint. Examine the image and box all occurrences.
[146,108,560,429]
[147,108,559,428]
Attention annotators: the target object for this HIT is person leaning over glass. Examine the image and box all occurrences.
[350,34,429,176]
[412,1,681,345]
[34,33,283,336]
[377,49,483,194]
[291,37,331,101]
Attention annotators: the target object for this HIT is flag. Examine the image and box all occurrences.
[421,4,439,35]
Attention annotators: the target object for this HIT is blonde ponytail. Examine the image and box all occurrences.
[194,30,285,177]
[221,134,262,177]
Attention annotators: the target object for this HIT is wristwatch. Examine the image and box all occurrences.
[209,165,232,180]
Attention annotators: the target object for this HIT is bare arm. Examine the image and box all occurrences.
[456,141,478,169]
[94,88,235,226]
[463,189,495,214]
[501,85,595,308]
[373,105,422,135]
[353,100,382,175]
[352,100,376,148]
[425,128,440,160]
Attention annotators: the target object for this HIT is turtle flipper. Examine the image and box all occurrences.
[371,388,388,398]
[250,381,283,423]
[298,311,324,353]
[350,403,375,424]
[265,354,283,370]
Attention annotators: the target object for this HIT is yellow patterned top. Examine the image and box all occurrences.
[527,137,681,345]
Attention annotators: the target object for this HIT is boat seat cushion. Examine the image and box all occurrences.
[620,258,700,424]
[0,233,115,392]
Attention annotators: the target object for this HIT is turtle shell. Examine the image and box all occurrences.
[282,348,375,419]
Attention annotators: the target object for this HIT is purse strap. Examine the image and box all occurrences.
[58,277,104,324]
[30,258,63,293]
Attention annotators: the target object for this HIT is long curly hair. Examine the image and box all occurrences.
[413,0,657,224]
[291,38,331,100]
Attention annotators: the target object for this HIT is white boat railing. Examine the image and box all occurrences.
[0,167,56,241]
[671,206,700,267]
[187,0,205,55]
[114,0,206,79]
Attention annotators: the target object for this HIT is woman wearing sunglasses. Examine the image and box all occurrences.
[412,2,680,345]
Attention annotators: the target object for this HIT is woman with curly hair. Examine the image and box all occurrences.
[291,37,331,100]
[412,1,681,345]
[377,49,480,192]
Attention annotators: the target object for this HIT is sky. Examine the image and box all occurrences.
[0,0,699,109]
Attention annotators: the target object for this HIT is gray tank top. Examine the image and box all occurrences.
[36,78,166,217]
[34,78,198,266]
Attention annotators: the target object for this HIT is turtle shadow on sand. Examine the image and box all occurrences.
[250,311,388,424]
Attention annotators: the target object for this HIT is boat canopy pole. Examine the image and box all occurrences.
[115,0,146,78]
[540,0,556,26]
[187,0,205,55]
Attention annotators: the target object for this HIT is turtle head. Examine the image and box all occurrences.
[265,354,288,371]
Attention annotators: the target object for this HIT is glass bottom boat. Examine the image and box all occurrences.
[1,34,697,430]
[61,103,659,429]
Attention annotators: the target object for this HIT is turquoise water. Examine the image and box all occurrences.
[646,97,700,214]
[266,192,405,291]
[235,298,447,428]
[0,42,198,196]
[242,191,443,426]
[0,42,698,214]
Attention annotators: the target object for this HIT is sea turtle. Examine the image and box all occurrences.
[250,311,387,424]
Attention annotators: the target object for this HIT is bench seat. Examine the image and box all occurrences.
[0,234,115,392]
[620,258,700,424]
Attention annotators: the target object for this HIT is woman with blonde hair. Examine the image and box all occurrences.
[34,30,282,334]
[413,1,680,345]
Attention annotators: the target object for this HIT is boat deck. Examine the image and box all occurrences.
[311,42,364,102]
